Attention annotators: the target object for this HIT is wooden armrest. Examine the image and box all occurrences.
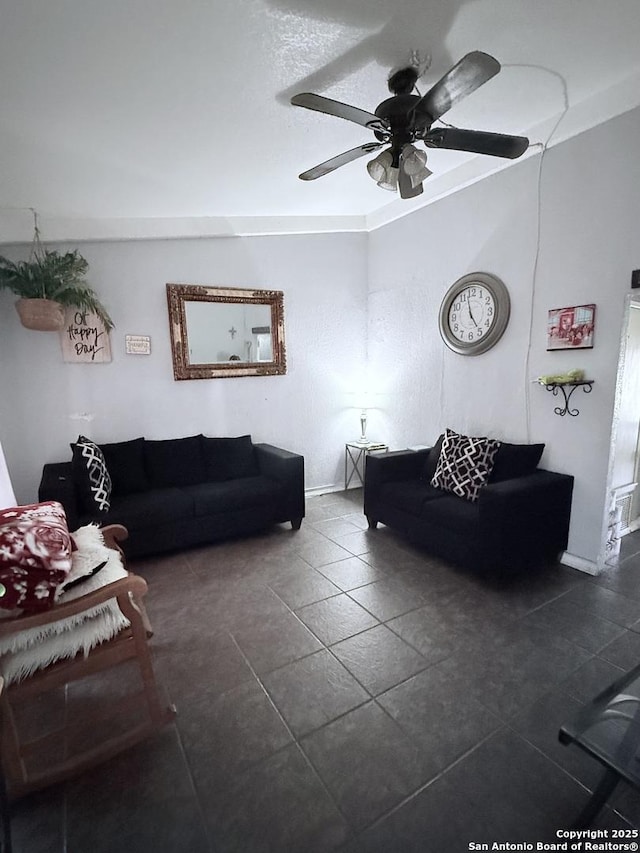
[0,574,148,638]
[98,524,129,566]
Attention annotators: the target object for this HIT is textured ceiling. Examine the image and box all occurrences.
[1,0,640,238]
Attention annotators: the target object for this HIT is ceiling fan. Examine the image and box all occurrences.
[290,51,530,199]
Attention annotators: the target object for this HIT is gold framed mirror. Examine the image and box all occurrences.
[166,284,286,380]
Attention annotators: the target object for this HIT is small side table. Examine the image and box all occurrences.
[345,441,388,489]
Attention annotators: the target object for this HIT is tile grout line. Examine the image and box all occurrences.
[524,583,640,631]
[269,581,432,692]
[165,722,217,853]
[261,583,452,772]
[502,716,595,797]
[263,584,381,696]
[352,726,504,840]
[226,632,360,843]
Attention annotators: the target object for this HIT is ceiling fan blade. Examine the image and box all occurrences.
[298,142,383,181]
[415,52,501,123]
[291,93,389,133]
[424,127,529,159]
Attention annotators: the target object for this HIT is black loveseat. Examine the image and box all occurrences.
[39,434,305,559]
[364,436,574,572]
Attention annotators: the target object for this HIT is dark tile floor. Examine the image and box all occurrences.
[10,490,640,852]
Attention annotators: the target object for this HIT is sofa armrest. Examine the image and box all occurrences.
[478,469,574,565]
[254,443,305,525]
[364,449,431,523]
[38,462,81,531]
[365,449,429,489]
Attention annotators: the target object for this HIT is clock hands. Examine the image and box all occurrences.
[467,300,478,328]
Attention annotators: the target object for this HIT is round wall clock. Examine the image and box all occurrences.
[438,272,510,356]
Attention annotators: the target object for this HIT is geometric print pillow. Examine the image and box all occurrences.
[71,435,112,515]
[431,428,501,503]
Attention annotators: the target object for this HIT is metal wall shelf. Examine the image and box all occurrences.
[543,380,594,417]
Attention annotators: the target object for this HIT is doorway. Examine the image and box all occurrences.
[603,293,640,568]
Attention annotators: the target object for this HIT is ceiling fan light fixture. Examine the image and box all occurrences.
[378,168,399,192]
[367,149,398,191]
[367,149,392,181]
[402,144,432,187]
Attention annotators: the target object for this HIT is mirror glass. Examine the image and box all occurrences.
[167,284,286,379]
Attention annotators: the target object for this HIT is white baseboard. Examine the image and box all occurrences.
[560,551,599,575]
[305,483,344,498]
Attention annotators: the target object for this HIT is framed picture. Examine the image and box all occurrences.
[547,304,596,351]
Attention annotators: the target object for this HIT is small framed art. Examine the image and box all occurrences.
[547,304,596,351]
[125,335,151,355]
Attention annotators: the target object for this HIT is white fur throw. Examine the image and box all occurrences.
[0,525,130,685]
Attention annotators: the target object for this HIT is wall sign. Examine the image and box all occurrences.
[125,335,151,355]
[60,308,112,363]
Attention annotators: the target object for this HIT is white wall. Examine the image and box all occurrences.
[368,106,640,568]
[368,159,539,446]
[0,232,367,502]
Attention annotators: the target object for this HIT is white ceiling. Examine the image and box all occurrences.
[1,0,640,240]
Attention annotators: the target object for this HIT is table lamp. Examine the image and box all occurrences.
[354,392,370,444]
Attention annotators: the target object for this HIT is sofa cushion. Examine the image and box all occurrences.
[71,435,112,514]
[201,435,260,482]
[421,493,480,533]
[421,434,445,481]
[103,488,195,529]
[379,480,445,518]
[99,437,149,495]
[189,476,284,517]
[144,435,205,488]
[431,428,500,502]
[489,442,545,483]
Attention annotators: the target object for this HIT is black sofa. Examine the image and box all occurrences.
[39,434,305,559]
[364,436,574,572]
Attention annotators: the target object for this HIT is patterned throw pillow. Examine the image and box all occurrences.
[72,435,112,514]
[431,428,501,502]
[0,501,73,612]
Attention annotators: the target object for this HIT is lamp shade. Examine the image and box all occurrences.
[402,145,432,187]
[367,149,392,182]
[367,150,399,192]
[352,393,369,411]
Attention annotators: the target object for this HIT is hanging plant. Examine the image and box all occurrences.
[0,218,114,332]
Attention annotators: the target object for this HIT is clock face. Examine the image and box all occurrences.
[447,284,497,346]
[439,273,510,355]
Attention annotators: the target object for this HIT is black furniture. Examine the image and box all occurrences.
[364,439,574,572]
[559,661,640,828]
[39,435,305,559]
